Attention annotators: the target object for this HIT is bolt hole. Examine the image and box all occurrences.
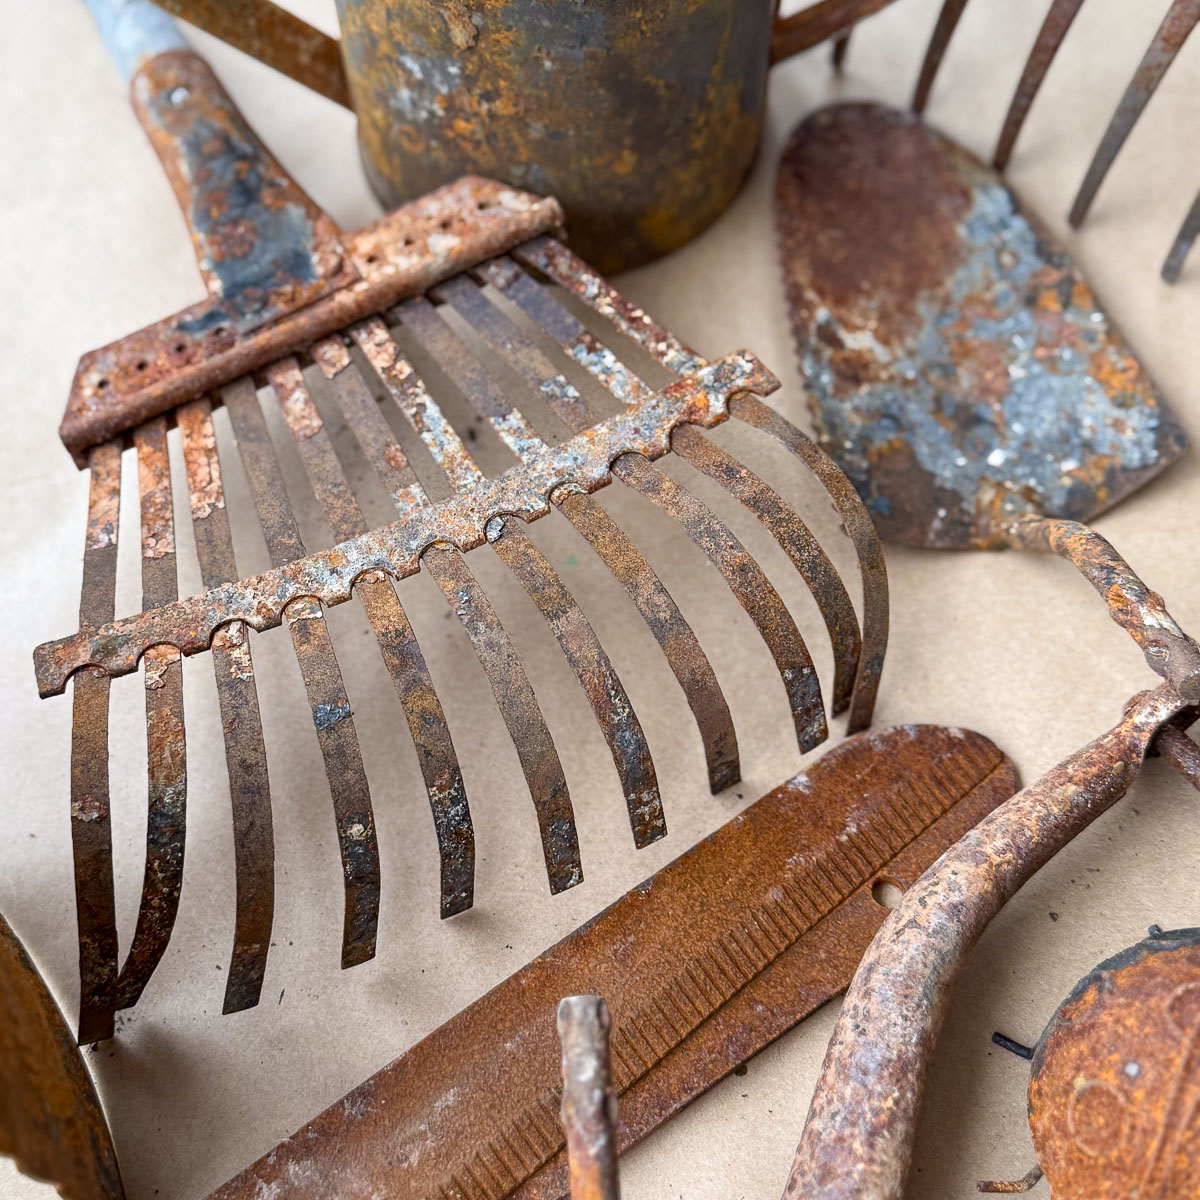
[366,254,378,264]
[439,218,452,231]
[402,236,413,248]
[135,360,147,372]
[211,326,227,338]
[871,878,904,910]
[173,343,186,354]
[476,200,490,211]
[96,378,110,390]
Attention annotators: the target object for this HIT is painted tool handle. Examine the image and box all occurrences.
[781,685,1188,1200]
[82,0,345,333]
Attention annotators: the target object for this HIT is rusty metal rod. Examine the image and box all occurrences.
[781,684,1188,1200]
[558,996,621,1200]
[911,0,969,114]
[1162,185,1200,282]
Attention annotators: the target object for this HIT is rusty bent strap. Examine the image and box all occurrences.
[209,724,1017,1200]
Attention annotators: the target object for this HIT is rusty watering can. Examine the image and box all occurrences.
[146,0,902,272]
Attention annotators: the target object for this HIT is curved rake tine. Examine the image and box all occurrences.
[1069,0,1200,228]
[513,240,888,733]
[341,324,582,891]
[391,299,666,846]
[992,0,1087,171]
[72,442,121,1044]
[727,395,888,733]
[831,29,851,71]
[116,419,187,1009]
[614,453,828,752]
[1162,185,1200,282]
[176,400,275,1013]
[267,356,474,917]
[223,378,380,969]
[434,272,739,792]
[911,0,970,114]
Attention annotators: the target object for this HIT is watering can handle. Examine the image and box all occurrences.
[140,0,904,102]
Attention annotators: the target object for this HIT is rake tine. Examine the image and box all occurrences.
[115,418,187,1009]
[385,299,666,847]
[72,442,121,1044]
[222,378,380,969]
[176,400,276,1013]
[266,355,475,917]
[992,0,1087,171]
[433,273,740,792]
[1069,0,1200,228]
[831,30,851,71]
[339,325,583,891]
[515,239,889,733]
[1161,184,1200,282]
[911,0,970,114]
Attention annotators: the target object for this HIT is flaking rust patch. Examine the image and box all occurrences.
[776,103,1187,550]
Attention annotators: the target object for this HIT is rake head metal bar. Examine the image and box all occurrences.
[38,7,888,1043]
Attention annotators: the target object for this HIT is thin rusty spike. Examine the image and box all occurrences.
[116,418,187,1009]
[222,377,380,969]
[1162,185,1200,282]
[509,244,887,733]
[436,271,739,790]
[615,452,827,753]
[1069,0,1200,227]
[911,0,970,113]
[992,0,1087,170]
[728,395,888,733]
[267,355,474,917]
[176,399,275,1013]
[73,441,121,1044]
[394,298,666,844]
[338,328,582,892]
[832,30,851,70]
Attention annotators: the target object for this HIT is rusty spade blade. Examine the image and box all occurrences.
[778,102,1188,554]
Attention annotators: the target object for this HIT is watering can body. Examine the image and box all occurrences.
[152,0,894,272]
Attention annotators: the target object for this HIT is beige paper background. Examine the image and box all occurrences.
[2,1,1198,1196]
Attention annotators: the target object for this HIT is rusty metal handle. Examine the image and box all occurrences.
[781,685,1190,1200]
[148,0,351,107]
[558,997,621,1200]
[771,0,902,63]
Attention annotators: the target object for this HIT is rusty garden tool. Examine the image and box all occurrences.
[979,926,1200,1196]
[0,913,123,1198]
[777,102,1200,702]
[835,0,1200,281]
[36,0,889,1045]
[774,102,1200,1200]
[205,722,1016,1199]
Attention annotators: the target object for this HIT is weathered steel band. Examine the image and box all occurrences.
[434,273,740,793]
[35,353,776,694]
[781,686,1187,1200]
[0,912,124,1199]
[176,399,276,1013]
[207,724,1016,1200]
[1069,0,1200,228]
[150,0,351,107]
[558,997,621,1200]
[61,178,563,464]
[1028,927,1200,1198]
[267,357,475,918]
[992,0,1087,170]
[223,378,381,970]
[1006,515,1200,703]
[115,420,187,1009]
[317,343,581,896]
[390,297,666,849]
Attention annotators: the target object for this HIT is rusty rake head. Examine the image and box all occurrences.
[34,5,887,1044]
[834,0,1200,282]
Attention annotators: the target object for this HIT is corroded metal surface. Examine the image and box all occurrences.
[777,102,1188,551]
[1027,927,1200,1199]
[62,172,563,464]
[207,725,1017,1200]
[151,0,350,106]
[558,997,621,1200]
[0,913,123,1198]
[781,686,1189,1200]
[1069,0,1200,228]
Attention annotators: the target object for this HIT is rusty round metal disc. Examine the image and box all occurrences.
[776,102,1188,550]
[1029,926,1200,1199]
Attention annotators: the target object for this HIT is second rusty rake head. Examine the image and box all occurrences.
[33,6,887,1043]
